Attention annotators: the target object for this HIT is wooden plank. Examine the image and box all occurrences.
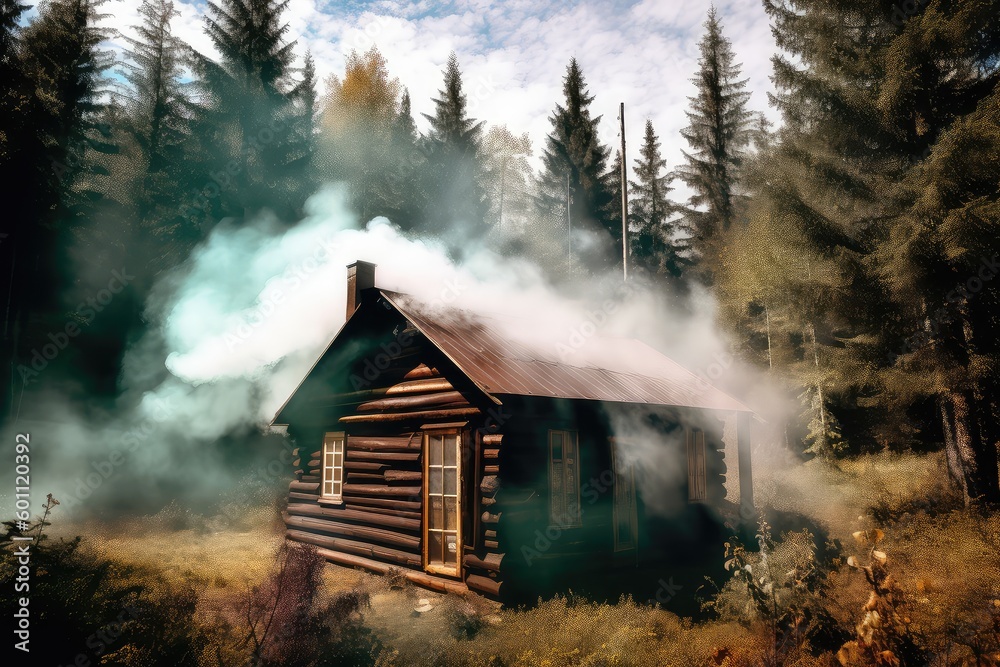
[465,574,502,597]
[343,483,421,497]
[300,474,320,483]
[358,391,468,412]
[290,480,320,493]
[344,504,422,521]
[384,378,454,395]
[480,475,500,494]
[402,364,439,380]
[482,434,503,446]
[483,465,500,475]
[283,513,419,550]
[483,448,500,459]
[289,491,320,503]
[342,495,422,512]
[480,496,496,506]
[286,530,421,568]
[346,450,420,463]
[384,470,422,482]
[463,553,504,572]
[286,503,420,531]
[481,511,501,524]
[346,472,385,483]
[484,530,497,539]
[340,407,480,424]
[345,461,389,472]
[484,540,499,550]
[311,547,469,595]
[348,435,420,452]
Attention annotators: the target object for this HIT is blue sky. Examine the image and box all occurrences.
[101,0,780,196]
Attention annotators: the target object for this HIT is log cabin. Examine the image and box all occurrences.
[271,261,754,602]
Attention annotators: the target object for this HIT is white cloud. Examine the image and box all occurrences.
[102,0,780,204]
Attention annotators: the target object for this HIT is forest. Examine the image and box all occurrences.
[1,0,999,665]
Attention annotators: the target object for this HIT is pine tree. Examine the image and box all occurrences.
[286,48,317,208]
[117,0,198,272]
[419,52,487,243]
[629,119,685,280]
[716,0,895,458]
[867,1,1000,502]
[192,0,300,222]
[678,7,754,271]
[537,58,616,276]
[479,125,533,235]
[384,89,421,230]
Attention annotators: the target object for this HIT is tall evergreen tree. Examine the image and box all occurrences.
[117,0,198,272]
[419,52,487,244]
[384,89,422,230]
[678,7,754,271]
[867,0,1000,502]
[714,0,896,457]
[479,125,534,235]
[629,119,685,280]
[537,58,616,276]
[317,47,400,224]
[192,0,300,222]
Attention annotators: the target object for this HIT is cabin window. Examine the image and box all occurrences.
[687,428,707,502]
[321,431,345,502]
[548,430,581,527]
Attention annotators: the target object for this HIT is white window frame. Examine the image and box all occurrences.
[321,431,345,503]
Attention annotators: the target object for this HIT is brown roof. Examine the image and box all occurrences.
[381,291,750,413]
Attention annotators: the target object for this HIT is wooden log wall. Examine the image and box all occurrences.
[286,361,488,594]
[463,431,506,597]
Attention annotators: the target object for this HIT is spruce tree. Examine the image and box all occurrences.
[419,52,487,243]
[537,58,617,276]
[193,0,299,222]
[629,119,684,280]
[385,89,422,231]
[717,0,893,458]
[479,125,533,235]
[677,7,754,268]
[117,0,198,271]
[867,0,1000,502]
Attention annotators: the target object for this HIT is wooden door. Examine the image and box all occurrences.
[423,431,462,575]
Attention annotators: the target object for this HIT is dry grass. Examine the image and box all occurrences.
[43,451,999,666]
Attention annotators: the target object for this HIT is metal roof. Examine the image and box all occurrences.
[380,290,751,413]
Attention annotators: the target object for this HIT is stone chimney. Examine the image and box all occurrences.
[346,260,377,320]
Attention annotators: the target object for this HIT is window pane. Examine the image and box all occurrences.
[428,532,443,565]
[445,496,458,530]
[429,495,443,529]
[429,435,443,466]
[444,468,457,495]
[333,481,342,496]
[551,432,563,460]
[430,469,442,495]
[444,435,457,466]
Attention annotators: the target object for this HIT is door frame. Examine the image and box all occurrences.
[422,427,463,577]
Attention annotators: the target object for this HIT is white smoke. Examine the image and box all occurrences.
[3,183,790,517]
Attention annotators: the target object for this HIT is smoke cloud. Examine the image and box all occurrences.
[2,183,790,519]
